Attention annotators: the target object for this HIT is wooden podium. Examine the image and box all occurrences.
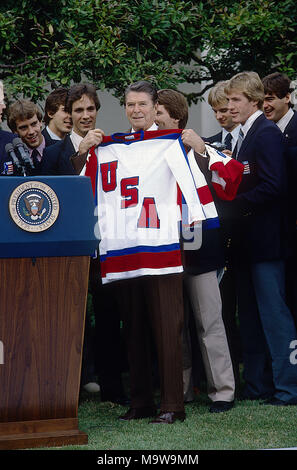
[0,176,99,449]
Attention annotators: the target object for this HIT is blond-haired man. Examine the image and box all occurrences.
[206,80,240,153]
[224,71,297,406]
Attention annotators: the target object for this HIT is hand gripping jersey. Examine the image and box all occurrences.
[91,130,208,283]
[205,144,244,201]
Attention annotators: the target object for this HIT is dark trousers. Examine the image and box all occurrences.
[285,250,297,330]
[88,258,127,398]
[121,273,185,412]
[220,267,242,396]
[237,260,297,402]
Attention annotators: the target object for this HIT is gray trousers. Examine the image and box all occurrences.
[183,271,235,402]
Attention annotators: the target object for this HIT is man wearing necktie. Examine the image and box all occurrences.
[41,83,130,406]
[204,81,243,394]
[156,88,236,414]
[223,131,232,151]
[7,99,45,176]
[223,71,297,406]
[205,80,241,154]
[262,72,297,329]
[41,83,104,176]
[42,88,72,146]
[233,128,244,159]
[116,81,186,424]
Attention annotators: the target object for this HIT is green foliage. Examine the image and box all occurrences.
[0,0,297,104]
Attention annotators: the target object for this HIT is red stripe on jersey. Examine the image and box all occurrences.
[197,185,213,205]
[100,250,182,278]
[85,146,98,196]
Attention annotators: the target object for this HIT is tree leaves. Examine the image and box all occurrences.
[0,0,296,104]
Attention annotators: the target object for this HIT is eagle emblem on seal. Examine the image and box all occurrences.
[24,193,47,220]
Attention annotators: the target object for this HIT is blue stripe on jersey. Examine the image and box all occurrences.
[202,217,220,229]
[100,243,180,261]
[99,131,182,147]
[151,132,182,141]
[177,135,202,223]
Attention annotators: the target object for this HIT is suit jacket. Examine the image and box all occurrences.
[23,130,59,176]
[283,110,297,147]
[183,151,225,275]
[282,110,297,180]
[0,129,17,174]
[42,127,61,147]
[224,113,288,264]
[203,131,222,144]
[282,110,297,250]
[41,134,76,175]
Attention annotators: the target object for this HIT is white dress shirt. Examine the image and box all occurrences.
[131,123,158,132]
[240,110,263,138]
[221,125,241,152]
[46,125,62,141]
[276,108,294,133]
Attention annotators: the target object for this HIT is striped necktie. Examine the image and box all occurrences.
[234,128,244,158]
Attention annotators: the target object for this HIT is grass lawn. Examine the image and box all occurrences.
[36,389,297,451]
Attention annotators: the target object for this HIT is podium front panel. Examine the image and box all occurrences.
[0,176,99,258]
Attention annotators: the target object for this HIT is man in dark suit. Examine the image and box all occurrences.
[0,80,16,175]
[204,82,242,395]
[262,72,297,327]
[41,83,104,176]
[117,81,187,424]
[7,99,46,175]
[205,81,241,153]
[41,83,129,404]
[42,88,72,146]
[224,71,297,405]
[156,88,236,413]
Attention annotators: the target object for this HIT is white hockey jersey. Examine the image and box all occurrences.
[91,129,206,283]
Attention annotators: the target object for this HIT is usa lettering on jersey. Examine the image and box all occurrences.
[93,130,207,283]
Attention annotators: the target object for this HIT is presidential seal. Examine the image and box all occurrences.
[9,181,60,232]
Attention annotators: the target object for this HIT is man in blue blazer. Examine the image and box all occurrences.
[205,81,241,153]
[262,72,297,328]
[224,71,297,405]
[204,81,243,395]
[42,88,72,147]
[41,84,130,405]
[41,83,104,175]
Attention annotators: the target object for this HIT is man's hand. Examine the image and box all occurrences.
[181,129,206,154]
[221,149,232,157]
[78,128,105,155]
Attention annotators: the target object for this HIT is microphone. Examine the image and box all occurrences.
[4,142,23,174]
[13,137,35,169]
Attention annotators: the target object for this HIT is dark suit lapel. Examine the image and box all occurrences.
[62,134,75,155]
[284,110,297,137]
[237,114,265,159]
[42,127,57,147]
[203,131,222,143]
